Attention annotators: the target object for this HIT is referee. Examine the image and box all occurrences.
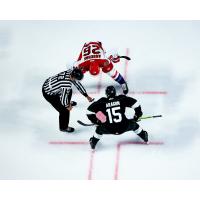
[42,67,94,133]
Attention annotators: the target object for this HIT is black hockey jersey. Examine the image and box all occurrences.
[87,95,137,134]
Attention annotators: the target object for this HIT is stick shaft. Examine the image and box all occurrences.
[78,115,162,126]
[139,115,162,120]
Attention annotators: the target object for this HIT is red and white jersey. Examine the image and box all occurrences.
[74,41,121,75]
[76,41,106,64]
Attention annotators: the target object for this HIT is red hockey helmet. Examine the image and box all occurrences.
[89,61,100,76]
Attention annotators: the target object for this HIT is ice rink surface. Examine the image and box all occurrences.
[0,21,200,179]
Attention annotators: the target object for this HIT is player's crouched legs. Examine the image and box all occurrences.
[132,121,149,143]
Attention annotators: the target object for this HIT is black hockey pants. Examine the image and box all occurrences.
[96,119,139,135]
[42,88,72,130]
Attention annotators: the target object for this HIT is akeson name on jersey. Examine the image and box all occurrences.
[106,101,120,108]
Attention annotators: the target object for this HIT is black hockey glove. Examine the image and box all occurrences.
[134,106,143,121]
[89,136,100,149]
[121,82,129,95]
[87,114,101,125]
[133,115,139,121]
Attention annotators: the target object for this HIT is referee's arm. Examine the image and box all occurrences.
[72,80,88,97]
[72,80,94,102]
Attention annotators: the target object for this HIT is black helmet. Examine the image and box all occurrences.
[105,85,116,98]
[71,68,84,80]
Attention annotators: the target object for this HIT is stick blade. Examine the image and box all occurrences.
[119,141,164,145]
[153,115,162,118]
[120,56,131,60]
[77,120,93,126]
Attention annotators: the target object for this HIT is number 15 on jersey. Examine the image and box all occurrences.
[106,107,122,123]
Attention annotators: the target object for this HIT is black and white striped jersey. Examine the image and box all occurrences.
[43,69,88,107]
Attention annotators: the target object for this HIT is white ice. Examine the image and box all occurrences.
[0,21,200,179]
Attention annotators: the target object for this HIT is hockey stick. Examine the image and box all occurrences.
[77,120,94,126]
[119,56,131,60]
[138,115,162,120]
[77,115,162,127]
[136,115,162,122]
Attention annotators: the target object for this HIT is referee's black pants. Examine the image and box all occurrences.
[42,88,72,130]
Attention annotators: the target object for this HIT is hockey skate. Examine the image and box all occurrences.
[60,127,75,133]
[71,101,77,106]
[89,136,100,149]
[121,82,129,95]
[137,130,148,143]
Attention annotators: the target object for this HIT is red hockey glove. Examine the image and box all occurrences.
[109,54,120,63]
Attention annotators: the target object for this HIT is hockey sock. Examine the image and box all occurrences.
[107,68,126,85]
[111,71,126,85]
[93,132,103,139]
[114,73,126,85]
[133,126,143,134]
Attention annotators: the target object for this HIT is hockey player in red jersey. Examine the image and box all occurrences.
[74,41,129,94]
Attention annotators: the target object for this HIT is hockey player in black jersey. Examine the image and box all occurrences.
[87,85,148,149]
[42,67,94,133]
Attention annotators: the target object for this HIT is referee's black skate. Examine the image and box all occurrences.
[137,130,148,143]
[60,127,75,133]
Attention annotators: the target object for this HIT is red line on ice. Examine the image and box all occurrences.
[49,141,94,180]
[49,141,88,145]
[114,143,121,180]
[114,141,164,180]
[129,91,168,95]
[124,48,129,81]
[88,150,95,180]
